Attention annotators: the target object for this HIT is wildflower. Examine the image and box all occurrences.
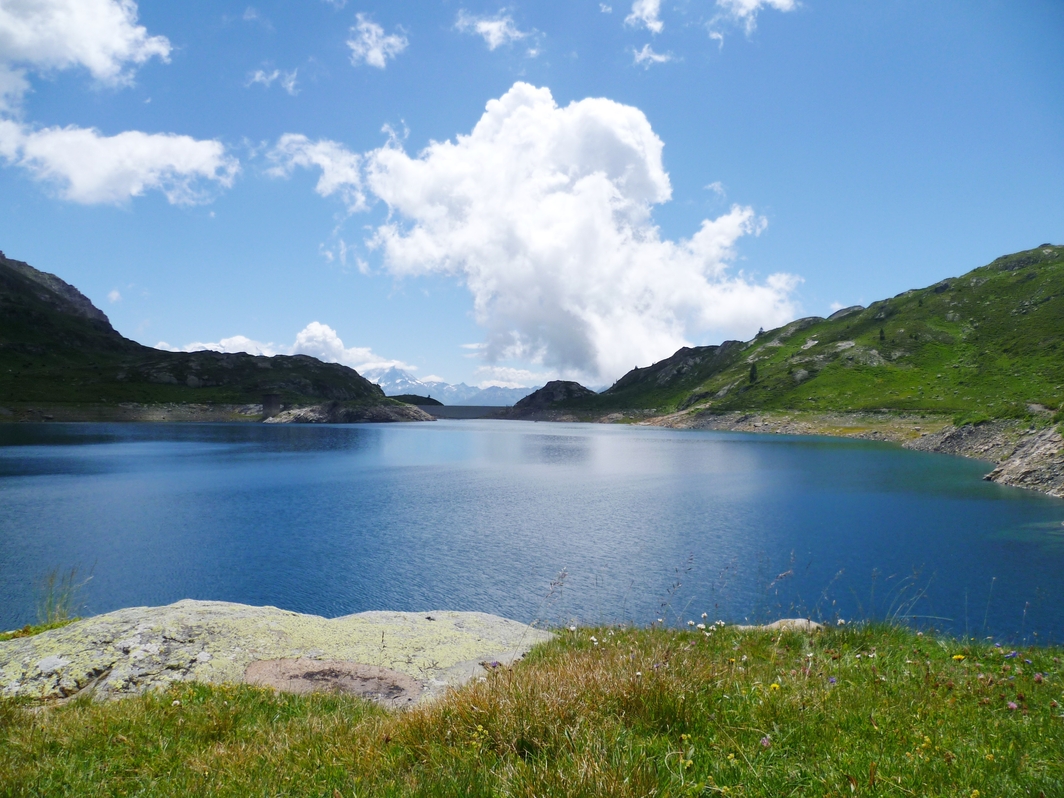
[837,618,846,625]
[1007,701,1018,711]
[1024,659,1032,665]
[1034,673,1044,684]
[760,736,771,748]
[994,642,1002,648]
[696,623,706,630]
[952,654,966,661]
[971,791,980,798]
[688,620,696,627]
[770,683,780,691]
[568,625,577,632]
[171,700,181,707]
[828,677,837,685]
[702,612,708,619]
[635,671,642,677]
[657,618,664,624]
[985,753,994,761]
[1004,651,1018,659]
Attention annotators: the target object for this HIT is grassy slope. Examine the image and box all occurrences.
[0,255,393,408]
[567,245,1064,422]
[2,625,1061,796]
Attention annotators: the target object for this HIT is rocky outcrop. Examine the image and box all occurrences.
[0,600,551,705]
[264,402,434,424]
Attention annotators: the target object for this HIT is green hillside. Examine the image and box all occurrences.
[547,244,1064,422]
[0,252,391,409]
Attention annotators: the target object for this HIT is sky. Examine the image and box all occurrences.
[0,0,1062,389]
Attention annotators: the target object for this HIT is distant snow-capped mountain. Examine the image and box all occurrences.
[360,366,537,406]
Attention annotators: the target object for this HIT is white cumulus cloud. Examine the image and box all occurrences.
[361,82,800,382]
[625,0,662,33]
[0,0,170,109]
[0,119,238,205]
[347,13,407,69]
[714,0,797,35]
[158,322,411,373]
[455,10,528,50]
[267,133,365,212]
[632,44,673,67]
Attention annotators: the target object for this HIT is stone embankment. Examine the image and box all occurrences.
[0,600,550,706]
[648,410,1064,499]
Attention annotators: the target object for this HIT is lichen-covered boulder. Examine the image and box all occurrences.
[0,600,551,704]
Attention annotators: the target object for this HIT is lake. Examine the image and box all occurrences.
[1,421,1063,641]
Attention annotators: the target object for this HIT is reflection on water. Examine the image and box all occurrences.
[1,421,1062,641]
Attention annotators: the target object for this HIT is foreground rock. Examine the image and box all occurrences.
[265,402,434,424]
[0,600,550,705]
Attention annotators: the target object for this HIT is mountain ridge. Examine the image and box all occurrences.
[513,244,1064,423]
[0,251,412,419]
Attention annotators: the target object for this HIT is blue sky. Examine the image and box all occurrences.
[1,0,1061,387]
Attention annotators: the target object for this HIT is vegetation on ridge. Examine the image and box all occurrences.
[545,245,1064,422]
[2,624,1061,796]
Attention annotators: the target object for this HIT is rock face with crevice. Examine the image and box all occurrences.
[0,600,551,705]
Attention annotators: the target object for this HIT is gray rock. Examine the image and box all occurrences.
[0,600,551,704]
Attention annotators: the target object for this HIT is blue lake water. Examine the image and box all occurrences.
[1,421,1063,641]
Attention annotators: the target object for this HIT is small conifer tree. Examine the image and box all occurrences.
[749,363,758,383]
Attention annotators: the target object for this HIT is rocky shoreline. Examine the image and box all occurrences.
[646,409,1064,499]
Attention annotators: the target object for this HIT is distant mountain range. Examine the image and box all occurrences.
[360,366,538,406]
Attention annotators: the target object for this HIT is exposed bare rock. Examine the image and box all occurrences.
[0,600,551,704]
[264,402,434,424]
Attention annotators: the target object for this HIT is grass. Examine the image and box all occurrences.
[2,624,1062,796]
[0,567,90,642]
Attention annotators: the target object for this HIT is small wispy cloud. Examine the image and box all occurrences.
[632,43,673,67]
[705,181,726,197]
[710,0,797,41]
[347,13,408,69]
[246,68,299,95]
[625,0,662,34]
[600,3,613,12]
[455,10,530,51]
[107,289,122,303]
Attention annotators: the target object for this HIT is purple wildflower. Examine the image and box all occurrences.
[1024,659,1032,665]
[1034,673,1044,684]
[994,642,1002,648]
[828,677,837,685]
[760,736,771,748]
[1004,651,1018,659]
[1007,701,1018,711]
